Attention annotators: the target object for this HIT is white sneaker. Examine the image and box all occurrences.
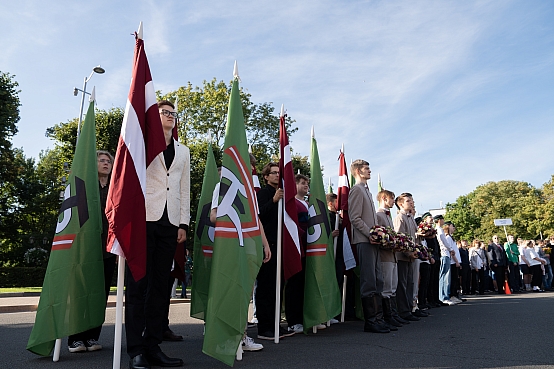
[315,323,327,330]
[288,324,304,333]
[329,319,339,324]
[68,341,86,353]
[450,297,462,303]
[249,317,258,324]
[85,339,102,352]
[242,336,263,351]
[441,299,456,306]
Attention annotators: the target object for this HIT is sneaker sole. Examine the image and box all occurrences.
[68,347,87,353]
[242,346,263,351]
[257,335,275,341]
[86,346,102,352]
[281,331,296,337]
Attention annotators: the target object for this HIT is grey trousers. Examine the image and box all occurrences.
[357,242,383,298]
[380,261,398,298]
[396,260,414,317]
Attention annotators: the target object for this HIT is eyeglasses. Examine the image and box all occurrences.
[269,171,279,175]
[160,109,178,118]
[98,159,112,164]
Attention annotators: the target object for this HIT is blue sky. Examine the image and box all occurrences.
[2,0,553,214]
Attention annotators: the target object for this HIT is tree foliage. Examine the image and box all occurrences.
[445,180,548,243]
[0,72,21,193]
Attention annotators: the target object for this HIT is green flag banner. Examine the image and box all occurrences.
[191,143,219,321]
[202,74,263,366]
[303,130,342,332]
[27,96,105,356]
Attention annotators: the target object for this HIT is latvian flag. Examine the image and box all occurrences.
[338,149,356,270]
[105,23,167,281]
[279,109,302,280]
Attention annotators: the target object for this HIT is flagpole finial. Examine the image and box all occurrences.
[248,144,252,154]
[89,87,96,103]
[233,60,239,79]
[341,143,344,153]
[280,104,285,118]
[137,22,143,40]
[311,125,315,139]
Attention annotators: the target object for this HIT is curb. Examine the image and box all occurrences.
[0,297,190,314]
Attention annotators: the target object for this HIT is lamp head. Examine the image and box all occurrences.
[73,88,78,96]
[93,65,105,74]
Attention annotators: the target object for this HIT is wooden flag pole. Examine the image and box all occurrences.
[112,256,125,369]
[274,198,283,344]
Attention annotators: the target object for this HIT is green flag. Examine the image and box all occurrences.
[303,129,342,332]
[27,93,105,356]
[202,71,263,366]
[377,173,383,193]
[191,143,219,320]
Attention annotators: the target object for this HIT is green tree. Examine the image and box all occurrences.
[0,72,20,185]
[445,180,542,243]
[538,175,554,238]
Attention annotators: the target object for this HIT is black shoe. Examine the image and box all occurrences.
[129,354,150,369]
[145,351,183,367]
[364,323,390,333]
[385,318,403,327]
[162,329,184,341]
[393,315,409,324]
[279,327,295,337]
[401,314,420,322]
[384,322,398,331]
[412,309,428,318]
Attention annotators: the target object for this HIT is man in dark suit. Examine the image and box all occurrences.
[488,235,508,294]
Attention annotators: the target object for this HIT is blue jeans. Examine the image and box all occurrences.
[543,265,553,290]
[439,256,451,301]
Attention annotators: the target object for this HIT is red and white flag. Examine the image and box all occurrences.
[105,25,166,281]
[279,109,302,280]
[337,149,356,270]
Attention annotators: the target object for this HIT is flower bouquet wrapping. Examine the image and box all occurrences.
[417,222,436,238]
[369,225,396,249]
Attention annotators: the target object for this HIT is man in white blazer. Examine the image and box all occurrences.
[348,159,389,334]
[127,100,190,369]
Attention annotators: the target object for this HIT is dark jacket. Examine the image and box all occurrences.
[488,243,508,267]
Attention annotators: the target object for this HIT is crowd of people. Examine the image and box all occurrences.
[67,101,553,368]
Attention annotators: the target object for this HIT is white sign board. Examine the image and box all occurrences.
[494,218,513,226]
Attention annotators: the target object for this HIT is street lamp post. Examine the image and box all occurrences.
[74,65,105,143]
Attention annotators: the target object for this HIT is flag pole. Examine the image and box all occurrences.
[274,198,283,343]
[341,276,347,322]
[52,339,61,362]
[112,256,125,369]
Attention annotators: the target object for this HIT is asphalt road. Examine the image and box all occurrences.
[1,293,553,368]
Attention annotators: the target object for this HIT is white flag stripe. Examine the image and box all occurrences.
[121,99,147,195]
[284,212,301,254]
[283,144,291,165]
[144,81,157,113]
[109,238,124,258]
[338,174,349,187]
[306,248,326,253]
[52,240,73,246]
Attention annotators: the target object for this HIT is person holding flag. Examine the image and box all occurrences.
[125,100,190,369]
[27,89,106,357]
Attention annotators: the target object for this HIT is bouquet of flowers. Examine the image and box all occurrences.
[369,225,396,249]
[417,222,436,238]
[394,233,416,253]
[415,244,429,260]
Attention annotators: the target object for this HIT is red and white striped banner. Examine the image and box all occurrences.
[105,33,166,281]
[338,150,356,270]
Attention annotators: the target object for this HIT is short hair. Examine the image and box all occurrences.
[326,193,337,204]
[377,190,395,202]
[157,100,175,109]
[295,174,309,183]
[395,193,412,209]
[442,224,450,235]
[350,159,369,175]
[97,150,114,163]
[261,162,279,181]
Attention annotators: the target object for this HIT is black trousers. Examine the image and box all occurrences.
[125,222,177,358]
[492,265,507,294]
[284,260,305,326]
[427,262,440,304]
[530,264,543,288]
[508,263,521,292]
[418,262,430,305]
[460,264,471,294]
[471,268,485,294]
[449,264,460,298]
[68,255,116,344]
[256,242,282,334]
[396,260,413,317]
